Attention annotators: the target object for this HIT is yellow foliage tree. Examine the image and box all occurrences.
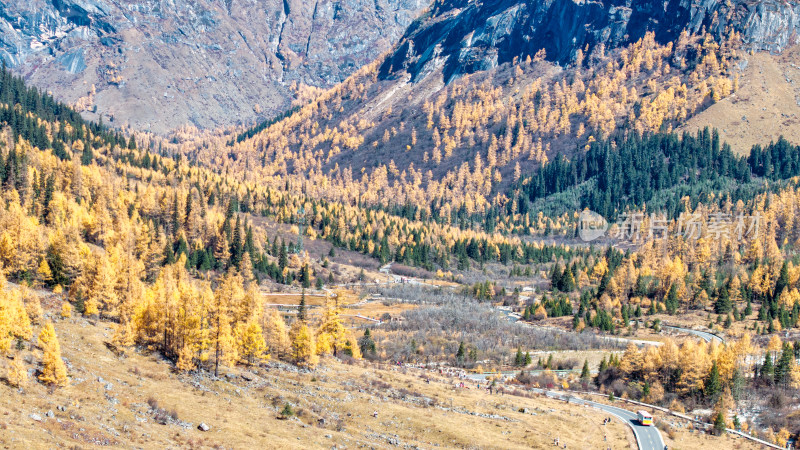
[289,320,318,367]
[7,357,27,387]
[263,308,290,358]
[0,288,32,351]
[60,302,72,319]
[237,319,268,365]
[316,305,347,356]
[38,322,68,386]
[37,259,53,286]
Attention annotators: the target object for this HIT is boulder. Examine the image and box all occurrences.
[241,371,257,381]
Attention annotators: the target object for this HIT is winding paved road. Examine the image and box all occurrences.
[662,324,723,343]
[631,320,724,343]
[533,388,665,450]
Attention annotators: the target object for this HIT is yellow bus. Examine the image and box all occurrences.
[637,410,653,426]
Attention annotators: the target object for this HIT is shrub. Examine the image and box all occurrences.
[147,397,159,410]
[280,403,294,418]
[669,398,685,413]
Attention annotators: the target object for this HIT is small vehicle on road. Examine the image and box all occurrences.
[637,410,653,426]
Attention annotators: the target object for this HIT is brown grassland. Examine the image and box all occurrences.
[0,304,638,449]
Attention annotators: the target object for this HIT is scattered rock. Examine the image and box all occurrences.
[46,410,54,418]
[56,405,67,412]
[198,423,211,432]
[105,383,113,391]
[241,371,259,382]
[30,413,43,422]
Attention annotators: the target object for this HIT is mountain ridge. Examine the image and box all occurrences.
[380,0,800,84]
[0,0,428,133]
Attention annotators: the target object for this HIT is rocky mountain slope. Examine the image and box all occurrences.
[381,0,800,83]
[0,0,427,132]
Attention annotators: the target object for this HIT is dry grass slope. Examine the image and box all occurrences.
[1,302,635,449]
[680,47,800,155]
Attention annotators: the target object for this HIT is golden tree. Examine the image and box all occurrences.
[6,357,27,388]
[289,320,318,367]
[38,322,68,386]
[263,308,290,358]
[316,304,347,356]
[237,319,268,365]
[60,302,72,319]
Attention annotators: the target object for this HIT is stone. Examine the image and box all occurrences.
[30,413,43,422]
[45,410,54,418]
[198,423,211,432]
[241,372,257,382]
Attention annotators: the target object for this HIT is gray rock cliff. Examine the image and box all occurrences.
[380,0,800,83]
[0,0,428,132]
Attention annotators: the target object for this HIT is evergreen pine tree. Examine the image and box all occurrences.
[761,353,774,385]
[298,289,307,321]
[598,356,608,373]
[514,347,523,366]
[550,263,562,290]
[358,329,376,356]
[665,284,679,314]
[705,360,722,401]
[713,412,727,435]
[456,341,466,363]
[80,141,93,166]
[775,343,794,387]
[714,286,732,314]
[278,242,288,271]
[561,265,576,291]
[775,262,790,299]
[581,359,590,380]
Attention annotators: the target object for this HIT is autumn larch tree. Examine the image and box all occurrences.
[38,322,68,386]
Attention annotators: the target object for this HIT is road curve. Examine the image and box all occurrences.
[631,320,724,344]
[662,324,723,343]
[533,388,665,450]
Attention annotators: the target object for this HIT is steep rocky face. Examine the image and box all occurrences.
[380,0,800,83]
[0,0,427,132]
